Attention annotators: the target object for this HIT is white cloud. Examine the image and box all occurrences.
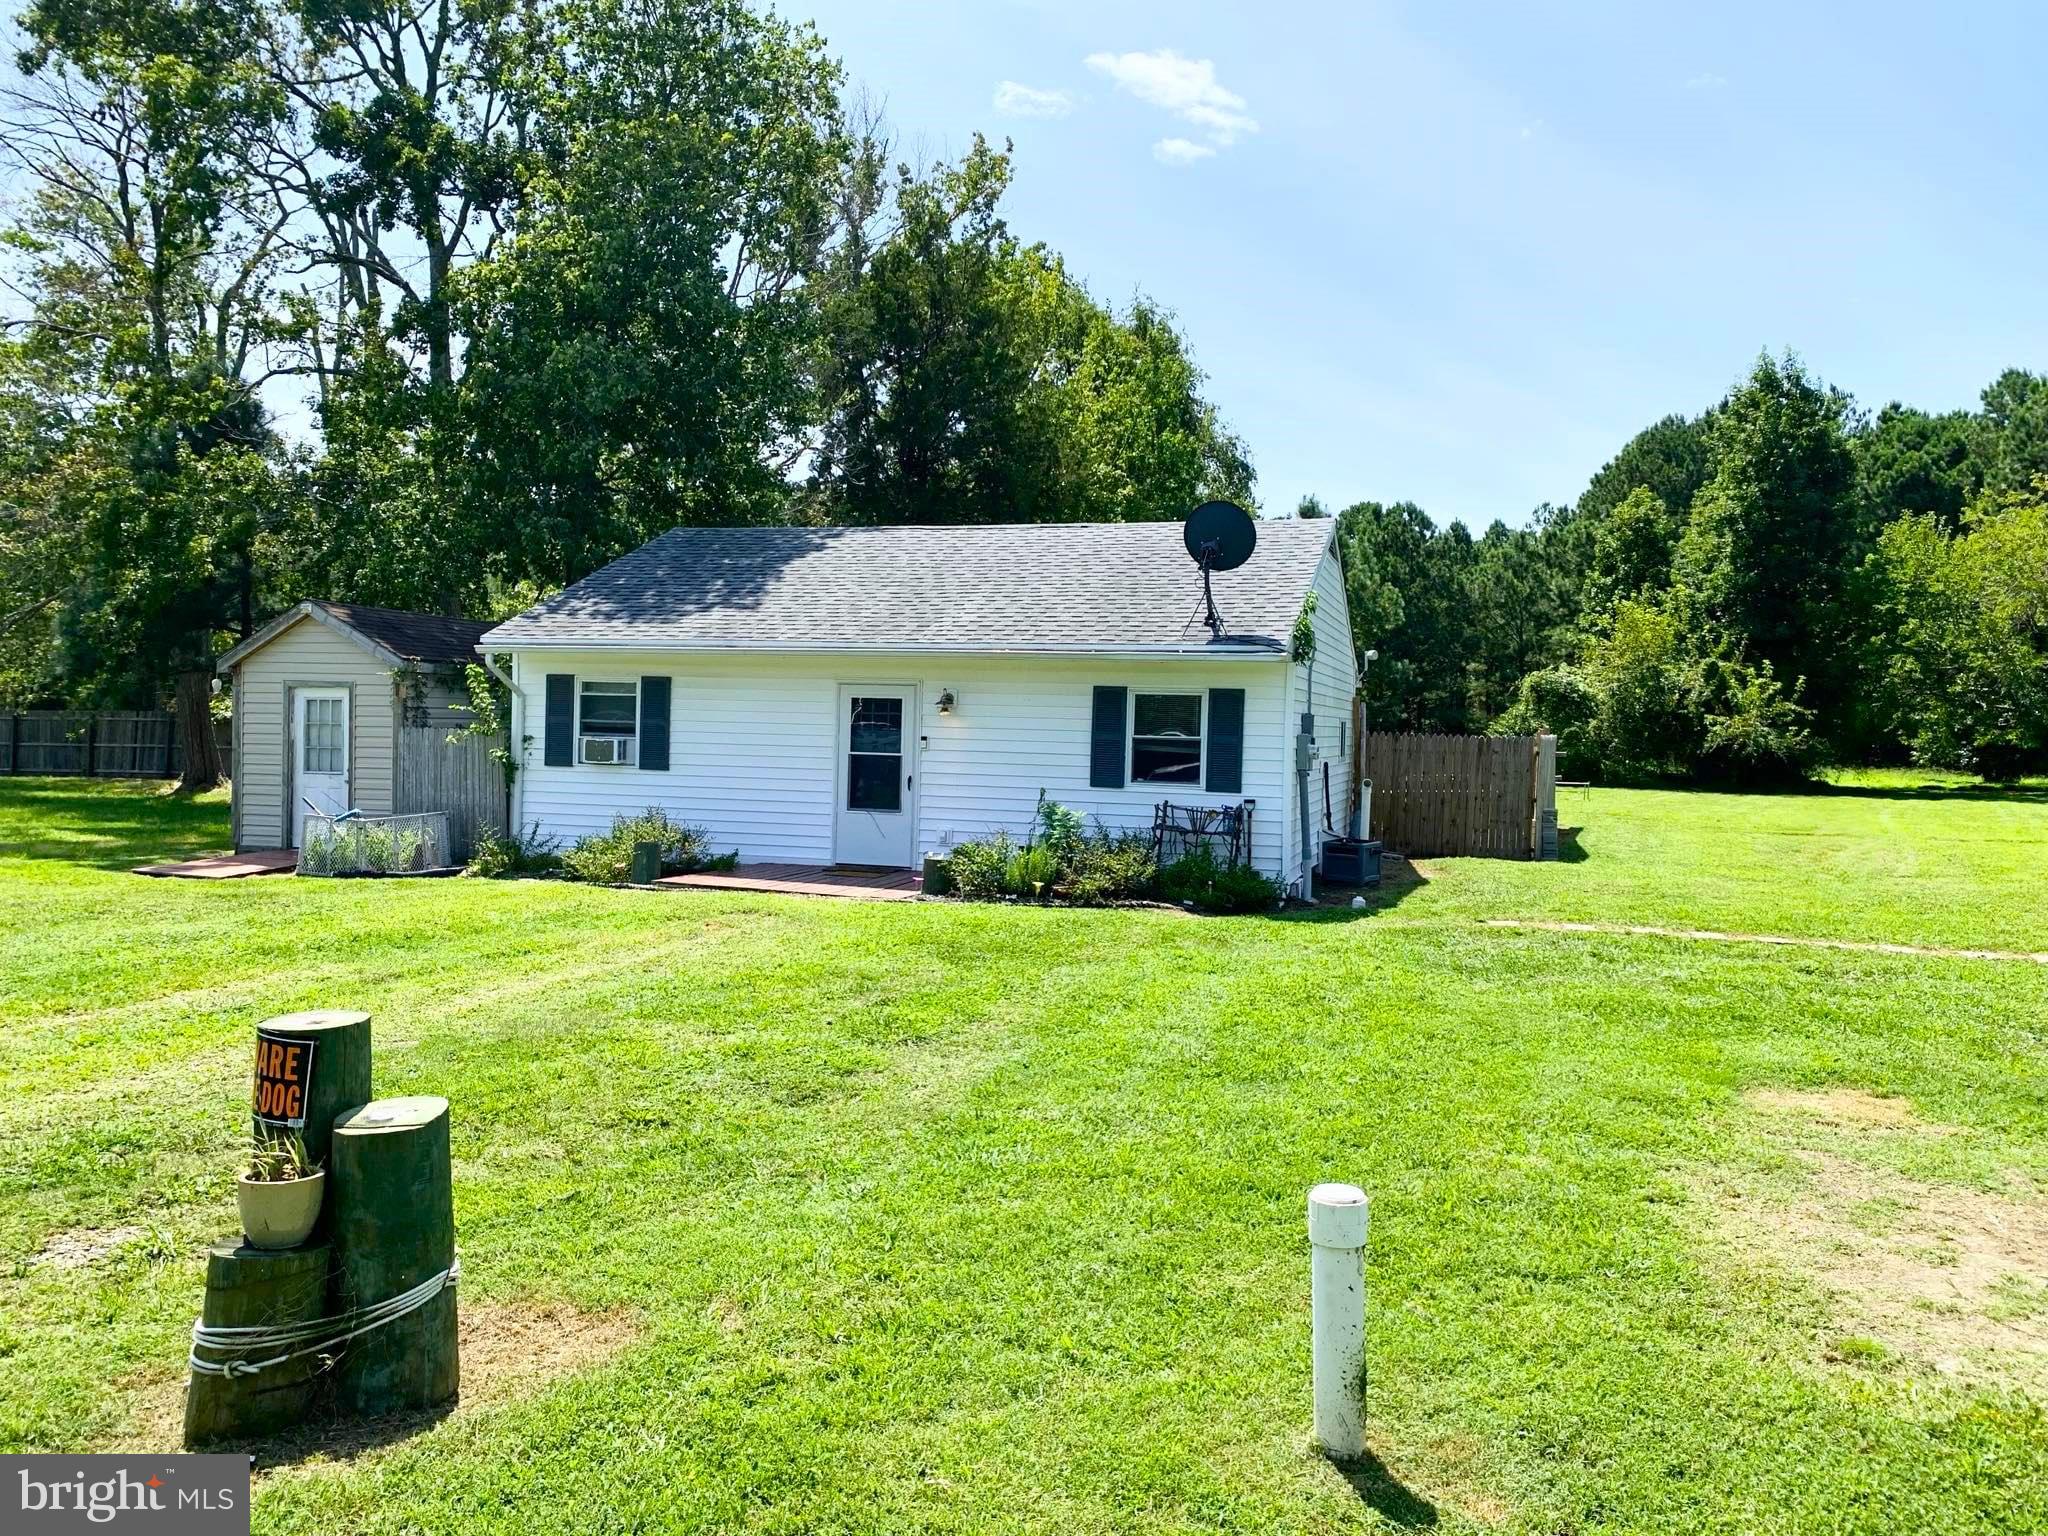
[1153,137,1217,165]
[1085,49,1259,148]
[993,81,1074,119]
[1685,72,1728,90]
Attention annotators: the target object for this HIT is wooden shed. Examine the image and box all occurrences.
[216,602,505,860]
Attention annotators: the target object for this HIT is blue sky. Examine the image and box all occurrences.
[797,0,2048,527]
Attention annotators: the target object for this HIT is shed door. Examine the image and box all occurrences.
[834,687,916,868]
[292,688,350,848]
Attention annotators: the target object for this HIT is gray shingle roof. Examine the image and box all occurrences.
[481,521,1335,654]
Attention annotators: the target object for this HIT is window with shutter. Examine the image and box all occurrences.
[543,674,574,767]
[1205,688,1245,794]
[1090,687,1127,789]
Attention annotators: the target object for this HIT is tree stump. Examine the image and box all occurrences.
[330,1095,459,1415]
[184,1239,333,1447]
[252,1010,373,1172]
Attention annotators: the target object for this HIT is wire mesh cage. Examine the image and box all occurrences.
[297,812,450,876]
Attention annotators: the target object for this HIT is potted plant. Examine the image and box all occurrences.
[237,1134,325,1250]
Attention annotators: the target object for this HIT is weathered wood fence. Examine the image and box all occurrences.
[396,724,505,861]
[1362,731,1558,859]
[1,711,234,779]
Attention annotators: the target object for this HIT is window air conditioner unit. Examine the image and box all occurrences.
[580,734,635,765]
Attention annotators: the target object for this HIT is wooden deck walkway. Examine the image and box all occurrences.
[656,862,922,901]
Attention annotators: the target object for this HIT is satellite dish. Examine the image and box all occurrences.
[1183,500,1257,638]
[1184,500,1257,572]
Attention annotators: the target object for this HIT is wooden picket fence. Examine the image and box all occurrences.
[0,711,234,780]
[1361,731,1557,859]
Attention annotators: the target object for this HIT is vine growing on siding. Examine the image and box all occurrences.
[1291,591,1320,665]
[394,665,433,726]
[449,662,522,789]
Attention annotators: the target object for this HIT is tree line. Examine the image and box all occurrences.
[4,0,2038,791]
[1316,355,2048,783]
[0,0,1253,775]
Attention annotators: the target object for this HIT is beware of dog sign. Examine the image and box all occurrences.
[252,1031,315,1130]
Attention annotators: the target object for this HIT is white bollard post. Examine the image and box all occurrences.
[1308,1182,1368,1461]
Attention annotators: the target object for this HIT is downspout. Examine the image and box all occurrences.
[1298,651,1315,903]
[478,650,519,837]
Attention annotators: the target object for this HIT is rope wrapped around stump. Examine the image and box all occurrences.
[188,1255,460,1380]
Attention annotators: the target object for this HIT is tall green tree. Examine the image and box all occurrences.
[1333,500,1473,731]
[456,0,845,583]
[4,0,297,781]
[259,0,529,395]
[1975,369,2048,495]
[0,338,88,703]
[1672,352,1860,747]
[1853,403,1979,532]
[1462,518,1580,723]
[1576,413,1712,530]
[805,137,1251,525]
[1870,480,2048,778]
[1586,487,1679,608]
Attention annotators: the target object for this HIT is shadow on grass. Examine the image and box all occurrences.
[1555,826,1588,863]
[1275,855,1431,924]
[0,777,230,868]
[1809,781,2048,804]
[199,1401,456,1471]
[1339,1449,1439,1527]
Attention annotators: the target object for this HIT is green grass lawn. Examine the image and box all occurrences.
[2,776,2045,1533]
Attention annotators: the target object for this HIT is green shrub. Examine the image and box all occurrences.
[949,819,1155,907]
[364,824,425,873]
[1034,793,1086,867]
[1698,658,1816,786]
[297,826,339,875]
[1494,665,1602,780]
[468,822,563,878]
[1003,842,1059,898]
[945,832,1014,900]
[1158,845,1282,914]
[560,808,720,884]
[1054,829,1158,905]
[946,800,1257,909]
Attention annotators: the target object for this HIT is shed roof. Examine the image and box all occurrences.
[306,603,494,664]
[481,521,1336,655]
[218,600,493,672]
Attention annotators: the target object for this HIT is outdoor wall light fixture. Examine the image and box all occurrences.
[936,689,957,715]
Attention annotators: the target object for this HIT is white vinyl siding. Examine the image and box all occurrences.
[1282,544,1361,884]
[520,653,837,863]
[230,617,400,849]
[510,650,1291,876]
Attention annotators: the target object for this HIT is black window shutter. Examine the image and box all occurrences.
[1089,686,1127,789]
[639,676,670,771]
[1206,687,1245,794]
[544,674,574,767]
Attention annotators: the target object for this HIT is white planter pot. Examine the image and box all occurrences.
[237,1168,326,1250]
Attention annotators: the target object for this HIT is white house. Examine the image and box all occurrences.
[478,520,1358,892]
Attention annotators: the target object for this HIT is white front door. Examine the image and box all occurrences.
[292,688,350,848]
[835,687,916,868]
